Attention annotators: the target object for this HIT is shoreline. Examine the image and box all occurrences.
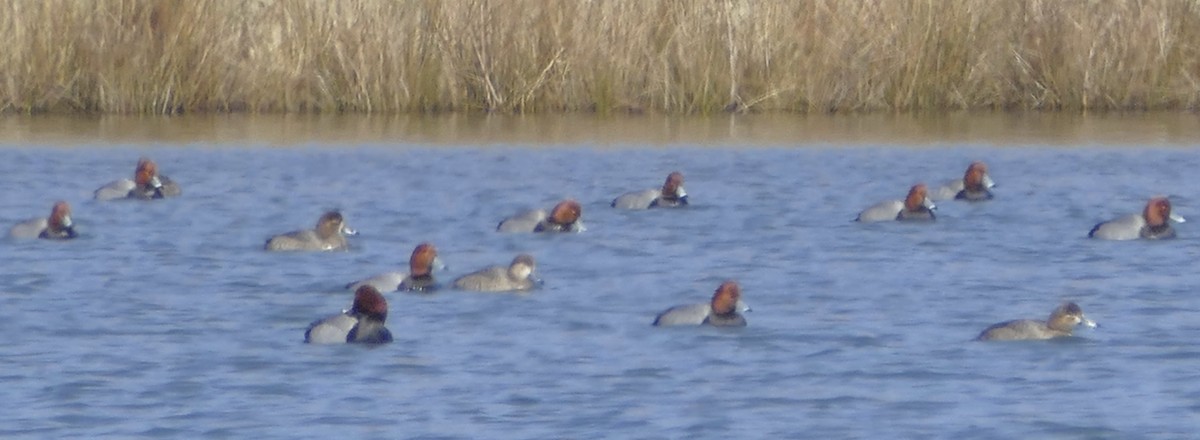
[3,112,1198,147]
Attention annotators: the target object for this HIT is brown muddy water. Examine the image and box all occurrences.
[2,112,1199,147]
[3,112,1200,438]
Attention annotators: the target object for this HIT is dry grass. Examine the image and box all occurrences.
[3,0,1200,114]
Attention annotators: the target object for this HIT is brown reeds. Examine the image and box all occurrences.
[3,0,1200,115]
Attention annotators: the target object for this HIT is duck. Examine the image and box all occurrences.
[94,157,182,200]
[953,161,995,201]
[347,243,445,293]
[855,183,936,222]
[452,254,540,292]
[1089,196,1185,240]
[265,211,357,251]
[652,280,750,327]
[976,302,1097,341]
[497,199,586,233]
[930,161,996,201]
[9,201,77,240]
[305,285,393,344]
[612,171,689,209]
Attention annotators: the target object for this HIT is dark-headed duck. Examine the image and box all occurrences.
[612,171,689,209]
[497,199,586,233]
[931,161,996,201]
[1089,197,1184,240]
[305,285,393,344]
[953,161,995,201]
[653,281,751,327]
[94,157,182,200]
[856,183,936,222]
[348,243,445,293]
[9,201,78,240]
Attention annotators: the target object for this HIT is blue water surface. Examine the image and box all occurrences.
[2,131,1199,438]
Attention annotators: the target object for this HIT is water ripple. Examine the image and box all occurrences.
[2,143,1199,438]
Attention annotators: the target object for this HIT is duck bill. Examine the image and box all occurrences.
[432,257,447,272]
[982,174,996,189]
[148,176,166,198]
[736,299,751,313]
[59,216,78,238]
[923,198,937,211]
[1081,317,1097,328]
[1170,213,1186,223]
[342,226,359,236]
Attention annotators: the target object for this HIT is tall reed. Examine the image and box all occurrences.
[3,0,1200,114]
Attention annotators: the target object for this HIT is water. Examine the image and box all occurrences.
[2,115,1199,438]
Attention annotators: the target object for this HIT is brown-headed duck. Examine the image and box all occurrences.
[305,285,393,344]
[977,302,1097,341]
[9,201,78,240]
[931,161,996,201]
[856,183,936,222]
[1089,196,1185,240]
[653,281,751,327]
[954,161,995,201]
[497,199,586,233]
[94,157,182,201]
[265,211,357,251]
[612,171,689,209]
[347,243,445,293]
[452,254,540,292]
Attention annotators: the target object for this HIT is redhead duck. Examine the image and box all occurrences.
[931,161,996,201]
[452,254,540,292]
[612,171,689,209]
[265,211,357,251]
[9,201,77,240]
[94,157,182,201]
[977,302,1097,341]
[1089,197,1185,240]
[347,243,445,293]
[497,199,586,233]
[653,281,751,327]
[305,285,393,344]
[953,161,995,201]
[855,183,936,222]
